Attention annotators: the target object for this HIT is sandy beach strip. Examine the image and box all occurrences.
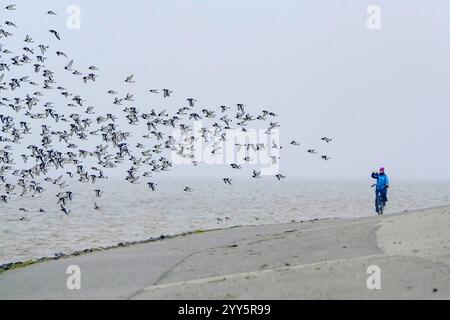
[0,205,449,299]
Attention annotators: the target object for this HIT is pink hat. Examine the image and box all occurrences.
[379,167,385,172]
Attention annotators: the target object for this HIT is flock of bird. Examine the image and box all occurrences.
[0,5,333,220]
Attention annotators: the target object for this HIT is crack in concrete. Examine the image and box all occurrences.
[125,219,384,300]
[130,252,392,298]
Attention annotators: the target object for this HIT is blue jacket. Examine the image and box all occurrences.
[371,172,389,190]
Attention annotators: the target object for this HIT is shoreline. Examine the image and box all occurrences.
[0,219,334,275]
[1,203,449,275]
[1,204,449,299]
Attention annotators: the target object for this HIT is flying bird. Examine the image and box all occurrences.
[252,170,262,178]
[49,29,61,40]
[125,74,135,83]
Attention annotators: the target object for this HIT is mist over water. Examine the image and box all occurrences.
[2,180,450,264]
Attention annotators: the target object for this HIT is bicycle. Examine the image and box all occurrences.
[371,184,385,215]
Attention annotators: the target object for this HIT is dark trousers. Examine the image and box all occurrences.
[375,188,387,205]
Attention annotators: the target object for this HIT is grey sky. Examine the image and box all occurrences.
[4,0,450,181]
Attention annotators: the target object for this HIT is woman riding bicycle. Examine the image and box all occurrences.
[371,167,389,211]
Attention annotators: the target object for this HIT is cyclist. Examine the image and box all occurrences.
[371,167,389,211]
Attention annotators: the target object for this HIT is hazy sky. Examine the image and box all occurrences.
[4,0,450,181]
